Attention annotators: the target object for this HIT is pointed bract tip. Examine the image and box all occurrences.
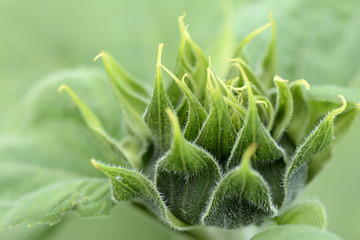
[90,159,100,170]
[165,107,182,137]
[269,11,276,30]
[94,52,104,62]
[269,10,273,19]
[58,84,68,94]
[156,43,164,66]
[240,143,257,169]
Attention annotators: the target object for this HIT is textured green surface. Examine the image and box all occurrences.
[251,225,342,240]
[1,0,360,239]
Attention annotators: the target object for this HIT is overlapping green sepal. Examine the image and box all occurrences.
[58,84,136,168]
[144,44,173,156]
[274,201,327,230]
[167,13,208,106]
[271,76,294,141]
[91,160,191,230]
[97,51,151,140]
[227,63,286,207]
[283,96,347,205]
[202,144,277,228]
[155,108,221,224]
[228,64,285,169]
[195,70,237,168]
[161,65,207,142]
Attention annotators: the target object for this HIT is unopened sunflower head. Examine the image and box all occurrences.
[59,13,359,230]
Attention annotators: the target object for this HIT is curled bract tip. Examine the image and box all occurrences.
[225,57,247,66]
[230,62,240,69]
[337,95,346,105]
[291,79,310,90]
[255,99,268,109]
[179,12,186,21]
[181,74,188,83]
[299,79,310,90]
[94,52,104,62]
[90,159,100,170]
[58,84,67,94]
[330,95,347,117]
[274,75,289,83]
[225,57,239,62]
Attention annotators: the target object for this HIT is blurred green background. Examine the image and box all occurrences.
[1,0,359,239]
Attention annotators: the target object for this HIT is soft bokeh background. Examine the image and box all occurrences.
[1,0,359,239]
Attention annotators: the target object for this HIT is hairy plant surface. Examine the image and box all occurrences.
[1,13,359,240]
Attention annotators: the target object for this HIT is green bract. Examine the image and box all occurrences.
[2,13,359,239]
[63,14,359,231]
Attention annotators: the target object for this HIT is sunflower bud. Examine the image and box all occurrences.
[62,13,359,231]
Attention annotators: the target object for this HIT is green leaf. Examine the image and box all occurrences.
[0,69,124,231]
[96,51,150,98]
[283,96,347,205]
[287,80,311,146]
[161,65,207,142]
[91,160,190,230]
[58,85,134,168]
[274,201,327,230]
[288,85,360,182]
[155,108,221,224]
[306,85,360,140]
[202,144,277,228]
[119,136,147,170]
[309,85,360,104]
[261,12,277,89]
[195,69,237,168]
[144,44,173,156]
[6,68,123,136]
[99,51,151,139]
[306,150,332,184]
[167,13,208,105]
[271,76,294,141]
[250,225,343,240]
[306,107,359,183]
[0,178,113,230]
